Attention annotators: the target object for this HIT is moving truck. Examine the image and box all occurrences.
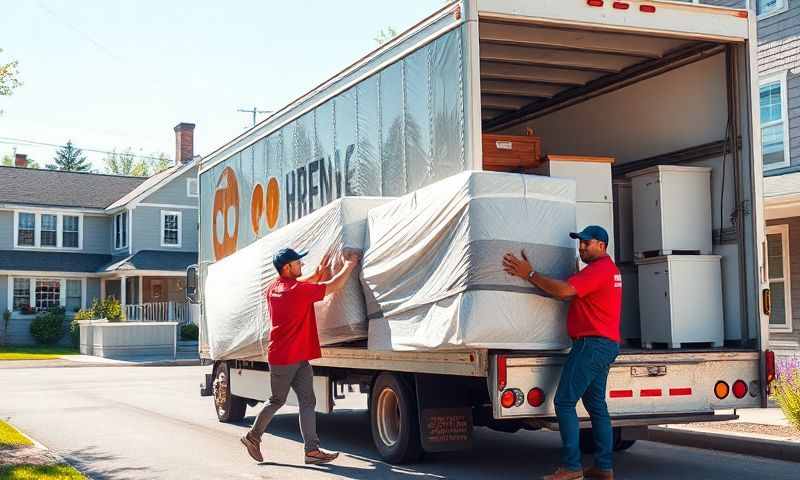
[191,0,776,463]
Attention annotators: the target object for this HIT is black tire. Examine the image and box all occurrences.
[212,361,247,423]
[579,427,637,453]
[369,373,423,464]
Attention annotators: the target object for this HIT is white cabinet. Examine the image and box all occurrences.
[612,180,634,263]
[637,255,724,348]
[627,165,712,256]
[534,155,613,203]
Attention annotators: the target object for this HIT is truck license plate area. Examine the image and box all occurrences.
[631,365,667,377]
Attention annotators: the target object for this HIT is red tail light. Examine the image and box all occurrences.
[669,388,692,397]
[613,2,629,9]
[609,389,633,398]
[640,5,656,13]
[500,389,515,408]
[587,0,604,6]
[497,355,507,391]
[527,388,545,407]
[766,350,776,394]
[640,389,662,397]
[732,380,748,399]
[736,10,749,18]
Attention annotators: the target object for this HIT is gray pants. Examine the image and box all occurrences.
[248,361,320,453]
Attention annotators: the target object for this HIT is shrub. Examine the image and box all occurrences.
[180,323,199,341]
[30,310,65,345]
[68,309,94,348]
[772,358,800,432]
[91,298,123,322]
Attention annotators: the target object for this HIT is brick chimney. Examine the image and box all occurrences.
[174,123,195,165]
[14,153,27,168]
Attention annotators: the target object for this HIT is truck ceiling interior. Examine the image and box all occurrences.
[479,17,731,161]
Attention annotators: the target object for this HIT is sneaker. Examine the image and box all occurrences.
[304,449,339,465]
[543,467,584,480]
[583,466,614,480]
[240,434,263,462]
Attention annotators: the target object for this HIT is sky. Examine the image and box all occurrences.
[1,0,441,172]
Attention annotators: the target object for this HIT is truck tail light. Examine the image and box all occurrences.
[732,380,748,399]
[766,350,776,394]
[714,381,730,399]
[640,4,656,13]
[613,2,629,10]
[497,355,507,391]
[500,389,515,408]
[587,0,604,7]
[527,388,545,407]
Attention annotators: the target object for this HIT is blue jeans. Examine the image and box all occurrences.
[554,337,620,471]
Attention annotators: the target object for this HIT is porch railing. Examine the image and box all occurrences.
[125,302,193,325]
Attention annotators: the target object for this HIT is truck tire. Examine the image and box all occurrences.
[370,373,423,464]
[579,427,637,453]
[212,361,247,423]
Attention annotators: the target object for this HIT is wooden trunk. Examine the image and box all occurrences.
[482,133,542,172]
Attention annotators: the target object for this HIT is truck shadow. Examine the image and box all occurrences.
[62,445,159,480]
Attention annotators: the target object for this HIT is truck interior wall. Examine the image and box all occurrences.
[494,51,759,346]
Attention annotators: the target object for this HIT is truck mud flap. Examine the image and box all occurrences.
[415,374,474,453]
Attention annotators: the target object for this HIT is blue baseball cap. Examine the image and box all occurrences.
[273,248,307,273]
[570,225,609,245]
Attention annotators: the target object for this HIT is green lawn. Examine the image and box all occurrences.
[0,464,85,480]
[0,346,78,361]
[0,420,33,448]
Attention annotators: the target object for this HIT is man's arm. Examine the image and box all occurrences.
[298,250,332,284]
[319,250,360,295]
[502,251,576,301]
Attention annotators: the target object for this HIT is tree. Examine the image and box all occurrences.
[148,153,172,174]
[374,27,398,46]
[103,148,150,176]
[0,48,21,96]
[48,141,91,171]
[2,154,41,169]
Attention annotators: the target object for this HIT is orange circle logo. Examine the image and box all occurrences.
[265,177,280,230]
[212,167,240,261]
[251,183,265,236]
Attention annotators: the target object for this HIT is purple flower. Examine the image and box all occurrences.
[777,357,800,383]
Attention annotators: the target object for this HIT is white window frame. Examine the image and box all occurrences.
[160,210,182,248]
[186,178,199,198]
[6,276,87,314]
[12,210,83,250]
[767,224,793,333]
[755,0,788,20]
[114,211,128,250]
[759,70,790,171]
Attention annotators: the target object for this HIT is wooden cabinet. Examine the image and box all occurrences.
[482,133,542,171]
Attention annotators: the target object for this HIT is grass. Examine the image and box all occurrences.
[0,464,85,479]
[0,346,78,361]
[0,420,33,448]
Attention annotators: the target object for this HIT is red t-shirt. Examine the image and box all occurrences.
[566,255,622,343]
[265,278,327,365]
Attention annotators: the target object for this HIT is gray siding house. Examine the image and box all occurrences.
[0,124,199,343]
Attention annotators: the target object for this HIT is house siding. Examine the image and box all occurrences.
[87,278,101,306]
[142,168,198,206]
[0,275,7,314]
[83,215,111,253]
[131,206,198,254]
[0,211,13,250]
[757,0,800,45]
[767,217,800,347]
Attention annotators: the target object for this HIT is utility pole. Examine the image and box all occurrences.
[237,106,272,128]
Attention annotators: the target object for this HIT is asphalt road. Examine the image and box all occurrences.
[0,363,796,479]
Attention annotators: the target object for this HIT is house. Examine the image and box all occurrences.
[0,123,199,344]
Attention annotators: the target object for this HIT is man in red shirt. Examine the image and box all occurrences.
[241,247,359,465]
[503,226,621,480]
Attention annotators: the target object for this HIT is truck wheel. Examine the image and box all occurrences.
[370,373,423,464]
[213,361,247,423]
[579,427,637,453]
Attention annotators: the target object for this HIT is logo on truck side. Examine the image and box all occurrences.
[212,167,240,261]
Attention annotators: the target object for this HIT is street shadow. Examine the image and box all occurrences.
[62,445,160,480]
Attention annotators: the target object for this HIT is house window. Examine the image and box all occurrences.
[63,216,80,248]
[13,278,31,311]
[34,279,60,312]
[757,0,787,17]
[187,178,199,198]
[161,211,182,247]
[17,213,35,246]
[767,225,792,332]
[114,212,128,249]
[66,279,82,312]
[41,214,57,247]
[759,72,789,170]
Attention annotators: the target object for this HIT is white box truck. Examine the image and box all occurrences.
[190,0,776,464]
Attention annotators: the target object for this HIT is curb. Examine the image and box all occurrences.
[648,426,800,463]
[2,418,89,478]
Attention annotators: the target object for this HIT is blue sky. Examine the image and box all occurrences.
[1,0,441,171]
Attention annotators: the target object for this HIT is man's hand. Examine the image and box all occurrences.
[316,250,333,279]
[342,248,362,265]
[503,250,534,280]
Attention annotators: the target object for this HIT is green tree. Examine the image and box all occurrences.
[374,27,398,46]
[103,148,150,176]
[2,154,41,169]
[0,48,21,96]
[148,153,172,174]
[48,141,91,171]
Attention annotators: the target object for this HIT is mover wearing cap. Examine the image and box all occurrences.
[240,247,360,465]
[503,225,622,480]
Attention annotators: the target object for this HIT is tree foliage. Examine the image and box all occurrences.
[103,149,172,177]
[2,154,41,169]
[374,27,398,46]
[48,140,91,171]
[0,48,21,96]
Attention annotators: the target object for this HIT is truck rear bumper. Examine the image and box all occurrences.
[525,412,739,431]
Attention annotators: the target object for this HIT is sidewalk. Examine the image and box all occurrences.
[650,408,800,462]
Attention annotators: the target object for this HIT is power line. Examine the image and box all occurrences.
[0,137,171,162]
[237,107,273,127]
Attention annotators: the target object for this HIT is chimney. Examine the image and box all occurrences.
[174,122,196,165]
[14,153,27,168]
